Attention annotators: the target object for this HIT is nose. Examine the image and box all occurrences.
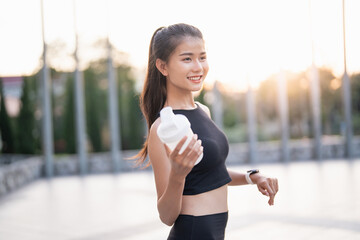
[192,59,203,73]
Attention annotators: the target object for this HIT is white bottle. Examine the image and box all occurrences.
[157,106,203,165]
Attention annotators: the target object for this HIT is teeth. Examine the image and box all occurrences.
[188,76,201,81]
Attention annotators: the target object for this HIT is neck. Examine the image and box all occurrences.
[165,84,196,110]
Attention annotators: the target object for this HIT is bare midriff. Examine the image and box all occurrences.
[180,185,228,216]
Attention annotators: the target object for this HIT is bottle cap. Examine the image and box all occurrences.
[157,107,191,143]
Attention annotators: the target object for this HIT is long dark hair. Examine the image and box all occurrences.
[135,23,203,167]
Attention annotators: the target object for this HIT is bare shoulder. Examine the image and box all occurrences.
[148,117,171,198]
[149,117,161,135]
[195,101,211,119]
[148,117,162,152]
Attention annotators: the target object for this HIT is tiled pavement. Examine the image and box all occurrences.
[0,159,359,240]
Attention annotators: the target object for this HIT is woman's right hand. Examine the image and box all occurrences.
[164,134,203,178]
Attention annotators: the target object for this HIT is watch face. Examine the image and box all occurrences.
[247,169,259,175]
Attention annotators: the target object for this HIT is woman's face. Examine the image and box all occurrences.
[161,36,209,92]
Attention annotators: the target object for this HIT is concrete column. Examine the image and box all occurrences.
[342,71,353,158]
[246,85,257,163]
[73,0,87,175]
[309,64,322,160]
[341,0,353,159]
[212,81,224,130]
[107,39,122,172]
[277,71,290,162]
[40,0,54,178]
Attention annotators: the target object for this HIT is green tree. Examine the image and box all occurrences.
[194,88,208,107]
[63,75,76,153]
[318,68,342,135]
[51,70,67,153]
[84,66,104,152]
[0,79,15,153]
[117,65,144,150]
[256,75,278,121]
[351,73,360,135]
[256,75,280,141]
[222,93,237,128]
[287,71,311,138]
[16,76,37,154]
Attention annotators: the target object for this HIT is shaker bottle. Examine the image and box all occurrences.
[157,107,203,165]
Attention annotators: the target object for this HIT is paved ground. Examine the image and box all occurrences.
[0,159,359,240]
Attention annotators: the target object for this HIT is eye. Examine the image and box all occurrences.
[183,57,191,62]
[200,56,207,61]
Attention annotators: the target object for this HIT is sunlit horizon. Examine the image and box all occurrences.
[0,0,359,92]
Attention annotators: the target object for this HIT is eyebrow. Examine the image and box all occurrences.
[179,52,207,56]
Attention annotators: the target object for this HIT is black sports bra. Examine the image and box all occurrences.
[170,104,232,195]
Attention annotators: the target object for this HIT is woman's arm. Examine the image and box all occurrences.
[148,119,203,226]
[227,169,249,186]
[227,168,279,206]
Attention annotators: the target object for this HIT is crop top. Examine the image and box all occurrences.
[170,104,232,195]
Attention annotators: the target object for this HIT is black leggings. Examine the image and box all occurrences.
[167,212,228,240]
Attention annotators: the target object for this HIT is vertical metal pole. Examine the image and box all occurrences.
[73,0,87,174]
[212,81,224,130]
[342,0,353,159]
[309,64,322,160]
[277,71,290,162]
[308,0,322,160]
[40,0,54,177]
[342,72,353,158]
[246,84,257,163]
[107,39,121,172]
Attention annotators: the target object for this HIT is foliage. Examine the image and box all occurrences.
[117,65,144,150]
[256,76,278,121]
[286,71,311,138]
[351,73,360,135]
[63,74,76,153]
[16,75,38,154]
[84,65,105,152]
[218,68,360,143]
[0,79,15,153]
[318,68,342,135]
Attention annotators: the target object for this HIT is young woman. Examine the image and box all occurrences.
[136,23,279,240]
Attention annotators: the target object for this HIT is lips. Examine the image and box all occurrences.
[187,75,202,82]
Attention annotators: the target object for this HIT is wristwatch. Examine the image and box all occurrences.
[245,169,259,185]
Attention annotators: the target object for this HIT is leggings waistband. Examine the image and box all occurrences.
[168,212,228,240]
[178,211,228,218]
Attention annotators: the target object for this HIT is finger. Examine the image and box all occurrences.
[271,180,277,205]
[257,185,269,197]
[164,144,171,157]
[179,134,198,157]
[172,136,188,157]
[264,181,275,197]
[264,182,275,205]
[185,139,202,164]
[259,181,274,203]
[269,190,275,205]
[271,179,277,194]
[275,178,279,193]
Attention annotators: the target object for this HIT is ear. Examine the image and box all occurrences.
[155,59,168,77]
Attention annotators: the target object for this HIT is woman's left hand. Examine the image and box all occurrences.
[253,175,279,206]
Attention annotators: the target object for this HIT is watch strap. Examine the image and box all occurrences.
[246,169,259,184]
[245,172,255,184]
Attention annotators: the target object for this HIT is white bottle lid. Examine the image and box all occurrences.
[157,107,191,143]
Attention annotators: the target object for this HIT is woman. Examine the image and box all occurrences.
[136,23,279,240]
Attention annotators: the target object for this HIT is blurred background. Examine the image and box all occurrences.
[0,0,359,239]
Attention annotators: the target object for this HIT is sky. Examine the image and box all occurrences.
[0,0,359,92]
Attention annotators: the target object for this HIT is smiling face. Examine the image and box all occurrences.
[156,36,209,93]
